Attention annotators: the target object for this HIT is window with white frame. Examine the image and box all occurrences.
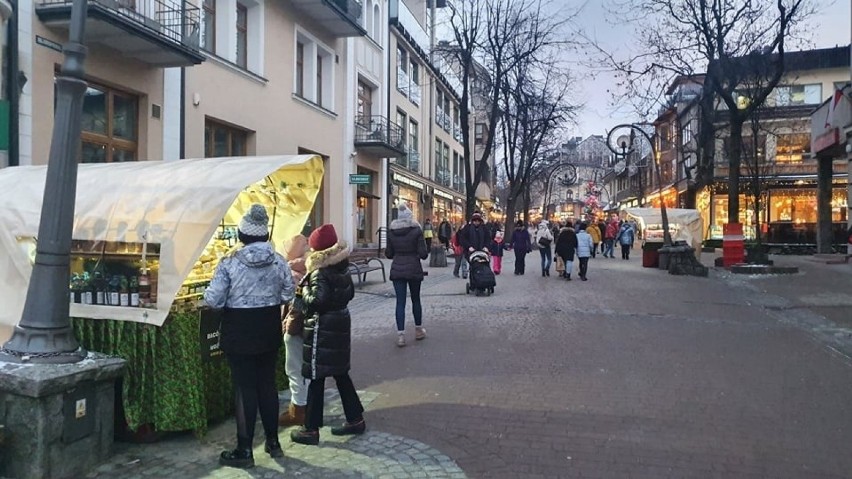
[202,0,263,73]
[409,61,420,105]
[397,46,409,96]
[294,30,335,111]
[435,89,444,127]
[775,84,822,106]
[372,3,381,43]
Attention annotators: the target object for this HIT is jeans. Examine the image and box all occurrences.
[560,255,574,276]
[604,239,614,257]
[539,247,552,272]
[226,349,279,449]
[579,257,590,278]
[453,255,468,277]
[284,333,309,406]
[392,279,423,332]
[621,243,631,259]
[305,374,364,431]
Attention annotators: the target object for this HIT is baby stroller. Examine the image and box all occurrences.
[465,250,496,296]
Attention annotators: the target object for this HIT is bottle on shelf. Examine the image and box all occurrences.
[138,271,151,307]
[130,276,139,307]
[109,276,120,306]
[70,274,80,304]
[94,271,106,305]
[119,276,130,307]
[82,273,93,305]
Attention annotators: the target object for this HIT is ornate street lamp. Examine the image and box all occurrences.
[1,0,89,363]
[606,124,672,246]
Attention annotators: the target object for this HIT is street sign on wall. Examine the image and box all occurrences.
[349,174,372,185]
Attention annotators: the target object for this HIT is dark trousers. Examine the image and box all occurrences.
[579,257,590,278]
[226,349,279,449]
[514,251,527,274]
[393,279,423,331]
[621,243,631,259]
[305,374,365,431]
[591,243,598,258]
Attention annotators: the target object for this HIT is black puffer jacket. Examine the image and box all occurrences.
[555,227,578,260]
[300,243,356,380]
[385,218,428,281]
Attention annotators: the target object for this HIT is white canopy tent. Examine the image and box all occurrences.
[624,208,704,251]
[0,155,323,333]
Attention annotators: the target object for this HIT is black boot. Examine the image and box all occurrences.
[331,418,366,436]
[265,437,284,458]
[566,273,571,281]
[290,427,320,446]
[219,448,254,469]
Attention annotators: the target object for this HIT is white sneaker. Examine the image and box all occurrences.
[396,333,406,347]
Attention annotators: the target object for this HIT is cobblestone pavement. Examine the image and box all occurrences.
[87,247,852,478]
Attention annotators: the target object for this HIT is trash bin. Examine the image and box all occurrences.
[642,241,663,268]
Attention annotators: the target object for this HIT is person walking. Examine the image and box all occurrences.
[203,204,295,468]
[437,218,453,250]
[451,225,468,279]
[459,211,491,257]
[554,221,578,280]
[617,221,636,260]
[534,220,554,276]
[597,219,608,255]
[278,234,310,428]
[490,230,506,275]
[290,224,366,446]
[587,221,601,259]
[423,219,434,252]
[576,224,595,280]
[509,220,532,275]
[385,203,429,347]
[604,219,618,258]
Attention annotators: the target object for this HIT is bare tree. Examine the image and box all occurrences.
[444,0,572,218]
[587,0,813,222]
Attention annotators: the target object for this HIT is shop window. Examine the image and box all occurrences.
[201,0,216,52]
[295,30,335,110]
[775,84,822,106]
[770,190,817,223]
[775,133,810,163]
[79,84,138,163]
[204,119,249,157]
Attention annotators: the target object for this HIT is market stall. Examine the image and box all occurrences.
[0,155,324,435]
[624,208,704,251]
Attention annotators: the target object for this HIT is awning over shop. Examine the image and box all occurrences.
[356,190,381,200]
[0,155,323,329]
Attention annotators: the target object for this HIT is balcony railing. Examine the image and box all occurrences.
[37,0,203,67]
[289,0,366,37]
[354,115,407,158]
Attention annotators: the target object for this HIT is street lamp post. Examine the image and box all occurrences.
[0,0,89,363]
[606,124,672,247]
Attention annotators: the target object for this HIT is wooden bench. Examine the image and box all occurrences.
[348,250,386,286]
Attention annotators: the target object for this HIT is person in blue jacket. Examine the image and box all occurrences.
[616,221,636,260]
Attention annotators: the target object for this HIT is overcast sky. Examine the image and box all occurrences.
[568,1,851,139]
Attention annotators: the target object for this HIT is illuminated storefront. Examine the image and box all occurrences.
[432,188,455,223]
[701,180,848,243]
[392,172,424,222]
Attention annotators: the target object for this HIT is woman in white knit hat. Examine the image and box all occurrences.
[204,204,295,469]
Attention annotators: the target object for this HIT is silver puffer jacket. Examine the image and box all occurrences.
[204,242,295,309]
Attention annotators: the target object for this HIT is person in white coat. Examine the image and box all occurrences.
[534,220,555,277]
[575,224,595,281]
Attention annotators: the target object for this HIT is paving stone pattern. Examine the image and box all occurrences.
[83,249,852,478]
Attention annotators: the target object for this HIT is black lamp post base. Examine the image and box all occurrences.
[0,326,86,364]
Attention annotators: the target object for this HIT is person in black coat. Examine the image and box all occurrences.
[459,211,490,257]
[554,222,578,280]
[437,218,453,249]
[290,224,366,446]
[385,203,429,347]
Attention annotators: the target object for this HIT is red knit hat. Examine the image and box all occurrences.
[309,224,338,251]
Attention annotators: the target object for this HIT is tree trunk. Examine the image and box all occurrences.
[727,119,744,224]
[504,196,518,233]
